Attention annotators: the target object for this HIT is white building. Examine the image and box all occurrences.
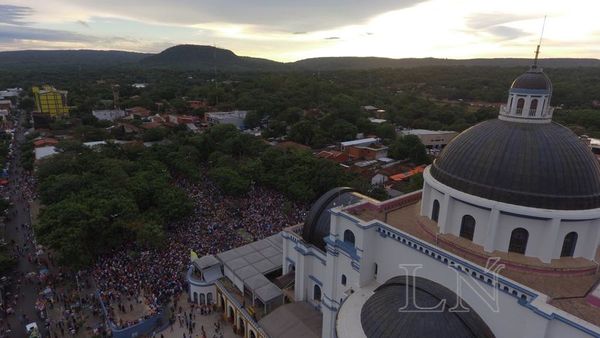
[189,66,600,338]
[339,138,378,151]
[92,109,127,121]
[205,111,248,130]
[399,128,458,150]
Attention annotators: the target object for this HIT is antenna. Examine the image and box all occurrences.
[533,15,547,68]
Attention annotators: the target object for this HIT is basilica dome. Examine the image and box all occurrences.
[430,116,600,210]
[360,276,494,338]
[510,67,552,91]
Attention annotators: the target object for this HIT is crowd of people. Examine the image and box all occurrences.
[92,174,307,330]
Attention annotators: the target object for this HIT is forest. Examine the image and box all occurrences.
[4,64,600,138]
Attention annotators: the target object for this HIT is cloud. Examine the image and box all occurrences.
[325,36,340,40]
[0,25,96,43]
[44,0,427,31]
[486,25,526,40]
[466,13,536,30]
[0,4,34,25]
[77,20,90,28]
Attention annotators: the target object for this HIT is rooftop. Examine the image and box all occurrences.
[340,138,378,147]
[343,194,600,327]
[258,301,322,338]
[400,129,457,135]
[215,234,284,304]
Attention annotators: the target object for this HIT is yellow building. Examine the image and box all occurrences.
[32,85,69,117]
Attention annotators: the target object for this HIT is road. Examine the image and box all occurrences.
[3,109,47,338]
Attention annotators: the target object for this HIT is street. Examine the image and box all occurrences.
[3,109,44,337]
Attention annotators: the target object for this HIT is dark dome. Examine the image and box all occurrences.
[430,119,600,210]
[302,187,362,251]
[360,276,494,338]
[511,68,552,91]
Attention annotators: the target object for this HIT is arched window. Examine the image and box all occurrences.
[343,230,355,245]
[313,285,322,302]
[459,215,476,241]
[341,274,347,286]
[431,200,440,222]
[207,292,213,304]
[250,331,257,338]
[508,228,529,254]
[529,99,538,116]
[516,98,525,115]
[199,293,206,305]
[560,232,578,257]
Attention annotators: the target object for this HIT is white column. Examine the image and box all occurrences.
[584,219,600,260]
[282,236,289,274]
[322,243,338,338]
[294,250,306,301]
[438,193,452,234]
[322,304,338,338]
[484,208,500,253]
[540,218,561,263]
[420,181,431,216]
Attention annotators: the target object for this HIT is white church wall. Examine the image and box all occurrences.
[495,213,547,257]
[445,199,491,244]
[555,220,592,259]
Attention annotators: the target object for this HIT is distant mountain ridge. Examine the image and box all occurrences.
[140,44,284,71]
[0,49,149,67]
[1,45,599,71]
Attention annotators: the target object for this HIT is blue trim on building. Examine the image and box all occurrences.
[309,275,323,287]
[294,245,327,265]
[509,88,550,95]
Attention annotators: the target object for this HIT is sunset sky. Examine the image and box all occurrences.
[1,0,599,61]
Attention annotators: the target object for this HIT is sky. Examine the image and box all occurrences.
[0,0,599,61]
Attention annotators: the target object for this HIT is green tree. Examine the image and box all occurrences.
[288,120,316,146]
[208,167,251,195]
[331,119,358,141]
[389,135,428,164]
[375,123,397,144]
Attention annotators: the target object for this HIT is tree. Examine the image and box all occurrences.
[244,111,262,129]
[288,120,316,146]
[331,119,358,141]
[375,123,397,144]
[142,127,169,142]
[389,135,428,164]
[208,167,251,196]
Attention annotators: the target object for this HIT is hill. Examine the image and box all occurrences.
[291,57,600,70]
[0,45,599,71]
[139,45,284,71]
[0,49,149,68]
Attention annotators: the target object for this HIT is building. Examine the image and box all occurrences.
[0,100,11,113]
[188,100,209,110]
[316,150,349,164]
[126,106,152,118]
[399,129,458,151]
[205,111,248,129]
[188,235,304,338]
[339,138,378,151]
[32,85,69,117]
[92,109,127,121]
[368,118,387,124]
[34,146,59,161]
[167,114,200,125]
[190,65,600,338]
[346,144,388,161]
